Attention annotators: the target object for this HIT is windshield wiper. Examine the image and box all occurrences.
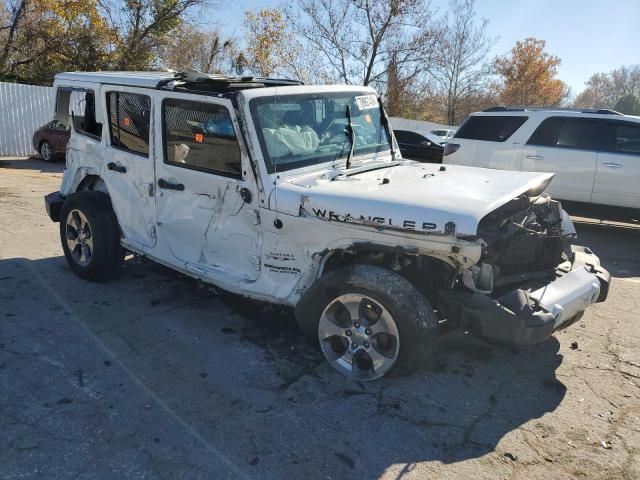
[378,96,396,159]
[345,105,355,170]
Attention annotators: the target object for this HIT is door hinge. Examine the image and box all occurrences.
[149,225,157,238]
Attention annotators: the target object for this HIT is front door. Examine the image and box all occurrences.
[592,119,640,208]
[521,116,600,203]
[102,87,157,248]
[153,93,261,281]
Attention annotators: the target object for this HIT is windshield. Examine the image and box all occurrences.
[250,92,391,173]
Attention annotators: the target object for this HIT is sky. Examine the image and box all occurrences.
[201,0,640,96]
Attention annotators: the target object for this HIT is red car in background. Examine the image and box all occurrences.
[32,120,70,162]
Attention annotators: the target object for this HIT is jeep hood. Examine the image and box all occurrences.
[270,162,554,236]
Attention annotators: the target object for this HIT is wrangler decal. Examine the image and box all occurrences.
[311,208,437,231]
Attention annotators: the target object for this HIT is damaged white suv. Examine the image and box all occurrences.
[45,71,610,380]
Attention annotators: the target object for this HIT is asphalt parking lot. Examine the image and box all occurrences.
[1,156,639,480]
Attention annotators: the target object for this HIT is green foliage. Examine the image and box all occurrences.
[0,0,207,85]
[614,94,640,115]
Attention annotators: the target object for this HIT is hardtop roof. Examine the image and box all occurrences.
[53,71,305,94]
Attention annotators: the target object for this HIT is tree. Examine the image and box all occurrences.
[244,8,294,77]
[614,94,640,115]
[0,0,117,84]
[101,0,209,70]
[572,72,615,108]
[430,0,494,125]
[493,37,569,106]
[573,65,640,109]
[610,65,640,98]
[286,0,443,87]
[159,24,235,74]
[0,0,28,76]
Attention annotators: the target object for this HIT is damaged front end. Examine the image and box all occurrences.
[440,195,611,345]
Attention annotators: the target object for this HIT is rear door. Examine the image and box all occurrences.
[446,115,528,169]
[592,120,640,208]
[102,87,157,249]
[153,92,261,281]
[521,116,599,203]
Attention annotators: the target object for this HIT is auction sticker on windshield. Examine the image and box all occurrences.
[355,95,378,110]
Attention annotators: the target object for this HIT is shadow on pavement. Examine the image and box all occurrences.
[0,254,566,478]
[573,222,640,279]
[0,156,65,174]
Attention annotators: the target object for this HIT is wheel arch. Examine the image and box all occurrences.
[311,243,459,306]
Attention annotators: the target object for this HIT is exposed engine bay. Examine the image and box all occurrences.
[466,194,575,296]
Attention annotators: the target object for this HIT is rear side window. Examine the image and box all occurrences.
[454,116,527,142]
[107,92,151,157]
[527,117,601,150]
[69,89,102,139]
[395,130,423,144]
[601,120,640,155]
[163,99,241,177]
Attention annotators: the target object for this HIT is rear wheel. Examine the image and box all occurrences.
[60,192,124,281]
[296,264,438,380]
[40,141,55,162]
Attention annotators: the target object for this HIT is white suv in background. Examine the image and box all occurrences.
[442,108,640,209]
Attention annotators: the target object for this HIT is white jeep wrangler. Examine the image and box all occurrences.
[45,71,610,380]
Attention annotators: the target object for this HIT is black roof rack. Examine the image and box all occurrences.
[157,70,303,93]
[483,106,623,115]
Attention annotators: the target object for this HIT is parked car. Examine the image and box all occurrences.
[394,129,444,163]
[443,107,640,209]
[431,128,456,141]
[44,71,609,381]
[32,119,70,162]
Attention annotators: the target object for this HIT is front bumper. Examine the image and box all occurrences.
[45,191,64,222]
[440,245,610,345]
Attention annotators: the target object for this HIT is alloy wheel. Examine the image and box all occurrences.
[318,293,400,380]
[65,209,93,267]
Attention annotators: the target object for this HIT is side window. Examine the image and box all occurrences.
[394,131,412,143]
[163,99,241,177]
[602,121,640,155]
[69,90,102,139]
[527,117,601,150]
[454,116,528,142]
[107,92,151,157]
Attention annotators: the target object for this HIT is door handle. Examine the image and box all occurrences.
[107,162,126,173]
[158,178,185,191]
[526,154,544,160]
[602,162,623,169]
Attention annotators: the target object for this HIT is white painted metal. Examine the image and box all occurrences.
[593,150,640,209]
[51,72,598,331]
[443,109,640,208]
[0,82,55,156]
[55,71,177,89]
[521,145,597,202]
[531,266,601,327]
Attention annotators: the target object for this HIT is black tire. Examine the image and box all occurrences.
[40,140,55,162]
[295,264,438,379]
[60,191,124,281]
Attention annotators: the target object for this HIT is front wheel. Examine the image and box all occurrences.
[40,141,55,162]
[296,264,438,380]
[60,192,124,281]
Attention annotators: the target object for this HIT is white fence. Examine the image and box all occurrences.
[0,82,54,156]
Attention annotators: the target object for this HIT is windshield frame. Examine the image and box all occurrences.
[249,90,392,174]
